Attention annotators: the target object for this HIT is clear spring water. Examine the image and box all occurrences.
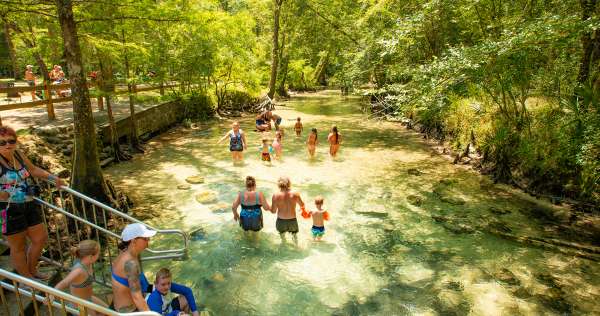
[106,91,600,315]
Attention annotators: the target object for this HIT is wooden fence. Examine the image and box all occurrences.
[0,81,177,125]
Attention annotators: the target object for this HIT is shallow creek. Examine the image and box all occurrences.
[105,91,599,315]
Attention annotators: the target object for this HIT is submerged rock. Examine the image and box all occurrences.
[495,268,520,286]
[212,272,225,282]
[489,207,511,215]
[356,211,389,219]
[407,195,423,206]
[186,175,205,184]
[439,195,466,206]
[407,168,423,176]
[177,184,191,190]
[535,291,573,314]
[444,280,464,291]
[209,202,230,213]
[487,220,512,233]
[439,178,458,186]
[195,191,218,203]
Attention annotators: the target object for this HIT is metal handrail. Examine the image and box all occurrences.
[47,184,189,256]
[0,268,160,316]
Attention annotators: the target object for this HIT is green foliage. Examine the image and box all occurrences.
[175,91,216,121]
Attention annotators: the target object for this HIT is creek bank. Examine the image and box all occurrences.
[361,98,600,256]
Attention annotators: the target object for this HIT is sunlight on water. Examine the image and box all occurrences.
[106,91,600,315]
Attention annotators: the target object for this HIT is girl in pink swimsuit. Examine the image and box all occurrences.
[272,130,283,159]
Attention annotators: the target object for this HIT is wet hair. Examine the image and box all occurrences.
[315,196,324,205]
[232,121,240,127]
[155,267,172,283]
[246,176,256,189]
[0,126,17,140]
[118,240,131,251]
[278,177,291,191]
[311,128,318,141]
[297,117,301,121]
[332,125,339,144]
[71,240,99,259]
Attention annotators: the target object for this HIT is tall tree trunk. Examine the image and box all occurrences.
[99,56,130,161]
[56,0,111,202]
[577,0,599,86]
[121,29,143,152]
[277,55,289,97]
[267,0,284,99]
[4,22,19,79]
[313,51,330,86]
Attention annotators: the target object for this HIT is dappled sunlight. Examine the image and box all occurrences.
[105,91,600,315]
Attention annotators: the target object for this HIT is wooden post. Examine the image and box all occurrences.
[97,96,104,111]
[44,81,55,120]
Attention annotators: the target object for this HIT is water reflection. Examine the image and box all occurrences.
[106,92,600,315]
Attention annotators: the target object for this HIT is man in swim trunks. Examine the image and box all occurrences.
[271,177,305,244]
[256,110,272,131]
[111,223,157,312]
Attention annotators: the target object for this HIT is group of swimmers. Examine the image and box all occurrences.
[232,176,330,243]
[218,110,343,164]
[47,111,339,314]
[50,224,200,315]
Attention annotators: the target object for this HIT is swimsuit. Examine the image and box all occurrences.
[272,139,282,152]
[0,152,42,235]
[261,152,271,162]
[239,192,263,231]
[111,268,152,293]
[229,131,243,152]
[71,261,94,288]
[276,218,298,234]
[311,226,325,237]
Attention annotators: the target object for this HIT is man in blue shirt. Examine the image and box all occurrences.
[146,268,199,316]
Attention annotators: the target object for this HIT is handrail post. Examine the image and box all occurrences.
[44,81,55,120]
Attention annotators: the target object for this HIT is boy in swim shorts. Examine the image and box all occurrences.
[308,196,329,241]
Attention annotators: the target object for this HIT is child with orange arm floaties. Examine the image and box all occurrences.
[301,196,330,241]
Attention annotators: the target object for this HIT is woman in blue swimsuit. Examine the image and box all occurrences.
[232,176,271,236]
[217,121,247,163]
[111,223,157,312]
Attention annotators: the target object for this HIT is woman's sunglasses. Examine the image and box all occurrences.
[0,139,17,146]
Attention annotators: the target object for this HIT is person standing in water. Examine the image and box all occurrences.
[271,177,305,244]
[260,137,273,164]
[327,125,342,158]
[294,117,303,137]
[272,130,283,160]
[306,128,318,158]
[217,121,247,163]
[231,176,271,235]
[307,196,330,241]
